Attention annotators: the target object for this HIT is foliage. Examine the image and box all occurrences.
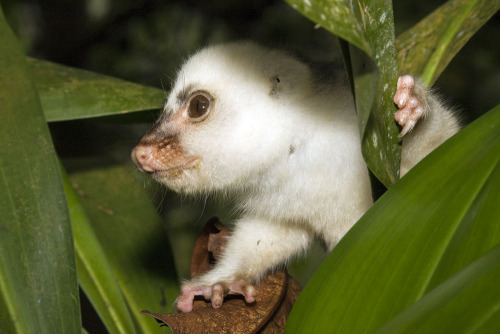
[286,105,500,333]
[0,8,80,334]
[285,0,500,332]
[0,1,498,334]
[0,5,176,333]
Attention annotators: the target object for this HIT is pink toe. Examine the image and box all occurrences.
[177,294,194,313]
[395,109,407,124]
[211,284,224,308]
[397,75,414,89]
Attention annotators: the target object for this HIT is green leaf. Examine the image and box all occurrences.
[286,0,400,186]
[375,245,500,333]
[28,58,166,122]
[285,0,371,54]
[285,105,500,333]
[396,0,500,85]
[348,21,400,187]
[67,163,179,333]
[61,166,137,334]
[0,7,81,334]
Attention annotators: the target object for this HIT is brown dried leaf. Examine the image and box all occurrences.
[190,217,231,278]
[141,270,288,333]
[141,217,302,333]
[259,273,302,334]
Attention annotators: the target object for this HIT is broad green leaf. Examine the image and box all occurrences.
[286,0,400,186]
[375,245,500,333]
[67,163,179,333]
[28,58,165,122]
[0,7,80,334]
[61,166,136,334]
[396,0,500,85]
[286,105,500,333]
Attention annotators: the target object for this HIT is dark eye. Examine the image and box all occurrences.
[188,94,211,119]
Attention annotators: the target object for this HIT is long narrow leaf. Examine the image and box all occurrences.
[61,166,136,334]
[347,0,400,187]
[396,0,500,85]
[375,244,500,333]
[68,164,179,333]
[286,105,500,333]
[0,7,80,334]
[29,58,165,122]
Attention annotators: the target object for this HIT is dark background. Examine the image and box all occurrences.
[3,1,498,332]
[3,0,499,119]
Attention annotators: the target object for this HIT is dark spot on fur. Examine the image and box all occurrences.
[289,145,295,155]
[270,75,282,98]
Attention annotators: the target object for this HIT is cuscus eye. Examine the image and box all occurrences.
[188,93,211,120]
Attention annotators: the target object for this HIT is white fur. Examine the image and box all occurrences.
[139,42,460,286]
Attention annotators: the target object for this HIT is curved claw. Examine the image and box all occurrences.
[398,120,416,137]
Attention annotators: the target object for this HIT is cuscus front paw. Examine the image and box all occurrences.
[394,75,425,137]
[176,280,256,313]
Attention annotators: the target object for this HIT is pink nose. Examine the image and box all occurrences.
[131,145,156,173]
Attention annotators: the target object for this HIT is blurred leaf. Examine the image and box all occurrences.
[61,166,137,334]
[68,163,179,333]
[0,7,81,334]
[286,105,500,333]
[286,0,400,186]
[396,0,500,85]
[28,58,165,122]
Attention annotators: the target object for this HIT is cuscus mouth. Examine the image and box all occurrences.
[152,157,201,180]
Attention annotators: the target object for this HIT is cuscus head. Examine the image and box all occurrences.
[131,42,312,193]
